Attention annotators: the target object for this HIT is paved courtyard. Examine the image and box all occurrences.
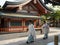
[0,27,60,45]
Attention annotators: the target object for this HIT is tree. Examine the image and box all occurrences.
[41,10,60,27]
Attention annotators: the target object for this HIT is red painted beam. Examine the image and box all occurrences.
[31,0,49,15]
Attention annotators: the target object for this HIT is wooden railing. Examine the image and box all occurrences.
[0,27,42,32]
[0,26,28,32]
[0,28,8,32]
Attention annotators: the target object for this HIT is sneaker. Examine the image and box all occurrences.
[43,38,46,39]
[26,41,29,44]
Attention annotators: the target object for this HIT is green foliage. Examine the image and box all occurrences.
[52,10,60,20]
[41,10,60,21]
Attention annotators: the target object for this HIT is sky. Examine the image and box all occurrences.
[0,0,44,7]
[0,0,16,7]
[0,0,26,7]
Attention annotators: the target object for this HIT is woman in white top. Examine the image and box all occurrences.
[26,20,36,44]
[42,21,49,39]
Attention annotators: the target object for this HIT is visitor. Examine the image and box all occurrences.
[26,20,36,44]
[42,21,49,39]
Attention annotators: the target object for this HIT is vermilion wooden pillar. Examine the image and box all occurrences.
[34,20,37,28]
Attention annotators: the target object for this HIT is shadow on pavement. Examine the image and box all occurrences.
[4,34,60,45]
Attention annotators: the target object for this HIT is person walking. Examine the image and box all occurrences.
[26,20,36,44]
[42,21,49,39]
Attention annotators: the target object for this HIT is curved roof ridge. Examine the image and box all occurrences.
[20,0,31,6]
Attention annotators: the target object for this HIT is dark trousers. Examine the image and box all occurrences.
[44,33,48,38]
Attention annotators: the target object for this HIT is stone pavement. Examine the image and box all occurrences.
[0,27,60,45]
